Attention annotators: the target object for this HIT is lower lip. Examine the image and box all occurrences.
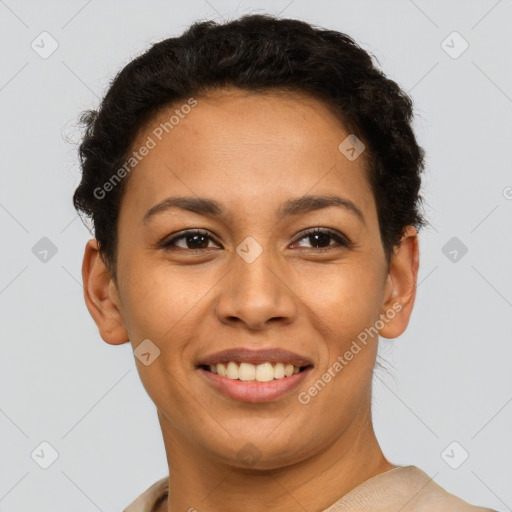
[197,366,313,403]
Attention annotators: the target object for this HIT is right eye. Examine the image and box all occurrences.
[160,229,222,251]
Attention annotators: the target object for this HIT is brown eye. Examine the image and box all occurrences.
[161,230,220,251]
[292,227,350,250]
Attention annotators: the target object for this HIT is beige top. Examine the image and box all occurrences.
[123,465,496,511]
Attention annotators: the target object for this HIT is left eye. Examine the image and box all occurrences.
[161,227,349,251]
[291,228,350,250]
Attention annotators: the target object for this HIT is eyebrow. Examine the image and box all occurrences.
[143,194,366,227]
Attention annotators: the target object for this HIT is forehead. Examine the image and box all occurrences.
[122,87,375,222]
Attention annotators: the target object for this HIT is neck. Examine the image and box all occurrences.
[156,405,393,512]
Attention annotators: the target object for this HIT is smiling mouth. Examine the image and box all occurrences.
[199,361,313,382]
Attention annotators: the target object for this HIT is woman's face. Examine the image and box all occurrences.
[85,88,417,470]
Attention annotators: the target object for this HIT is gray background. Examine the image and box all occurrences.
[0,0,511,510]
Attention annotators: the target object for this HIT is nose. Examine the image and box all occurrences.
[215,246,297,331]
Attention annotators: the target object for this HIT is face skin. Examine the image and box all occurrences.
[82,87,419,512]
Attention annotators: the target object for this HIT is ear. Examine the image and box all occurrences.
[82,239,129,345]
[378,226,420,339]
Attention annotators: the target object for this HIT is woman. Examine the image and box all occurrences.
[72,14,497,512]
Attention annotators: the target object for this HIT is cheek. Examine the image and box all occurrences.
[299,269,380,423]
[117,252,205,340]
[302,260,384,372]
[304,257,383,325]
[118,263,199,407]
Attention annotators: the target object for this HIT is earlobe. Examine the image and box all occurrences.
[378,226,420,339]
[82,239,129,345]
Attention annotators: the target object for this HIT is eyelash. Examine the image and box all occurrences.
[160,227,351,252]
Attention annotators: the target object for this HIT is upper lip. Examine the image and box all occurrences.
[197,348,314,367]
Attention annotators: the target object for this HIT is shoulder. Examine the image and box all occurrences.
[400,466,496,511]
[323,466,496,512]
[123,476,169,512]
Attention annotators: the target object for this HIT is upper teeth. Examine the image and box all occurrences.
[209,361,301,382]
